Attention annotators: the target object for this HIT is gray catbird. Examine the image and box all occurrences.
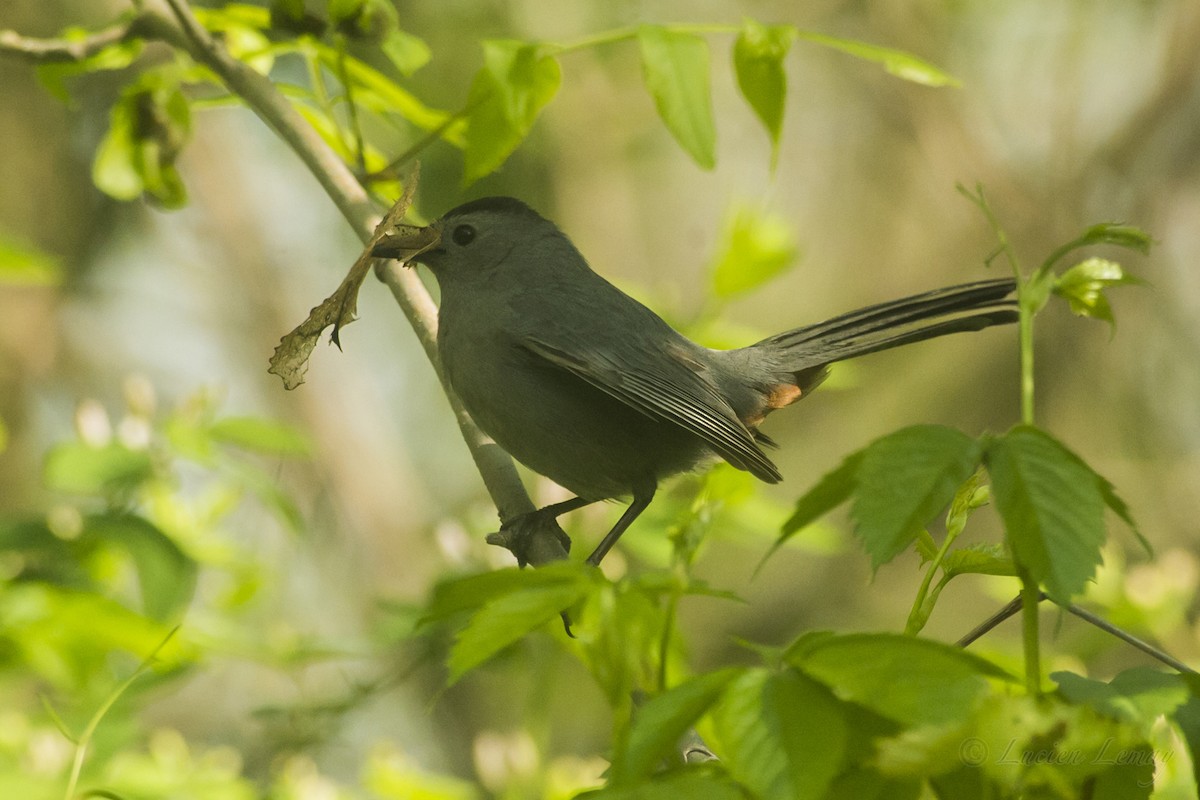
[373,197,1017,566]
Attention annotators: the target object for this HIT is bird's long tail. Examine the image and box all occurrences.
[753,277,1018,392]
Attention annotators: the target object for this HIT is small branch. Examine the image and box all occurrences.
[136,1,544,557]
[0,21,133,63]
[959,593,1196,675]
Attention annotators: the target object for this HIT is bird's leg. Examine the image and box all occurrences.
[585,484,656,567]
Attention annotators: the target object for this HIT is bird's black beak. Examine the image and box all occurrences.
[371,222,442,264]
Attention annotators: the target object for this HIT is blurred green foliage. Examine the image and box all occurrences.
[0,1,1196,799]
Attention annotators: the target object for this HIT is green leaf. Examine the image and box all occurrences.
[37,34,144,103]
[775,450,864,550]
[83,514,197,622]
[637,25,716,169]
[463,41,562,184]
[381,29,432,75]
[92,96,143,201]
[446,566,594,682]
[1053,257,1140,327]
[709,203,799,298]
[43,442,154,496]
[794,31,959,87]
[0,234,62,286]
[984,426,1108,602]
[733,20,793,160]
[711,668,846,800]
[208,416,312,456]
[577,766,744,800]
[92,74,193,207]
[851,426,982,568]
[313,43,463,138]
[1052,668,1190,723]
[939,543,1015,577]
[609,668,741,785]
[786,633,1013,726]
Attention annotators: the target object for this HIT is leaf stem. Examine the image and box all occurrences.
[1016,566,1042,695]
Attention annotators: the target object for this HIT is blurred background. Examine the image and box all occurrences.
[1,0,1198,795]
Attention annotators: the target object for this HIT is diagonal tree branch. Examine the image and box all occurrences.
[1,1,565,563]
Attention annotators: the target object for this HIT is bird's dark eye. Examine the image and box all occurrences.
[452,224,476,246]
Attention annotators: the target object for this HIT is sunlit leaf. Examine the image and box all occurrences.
[984,426,1107,602]
[1053,257,1140,327]
[637,25,716,169]
[463,41,561,184]
[733,20,792,160]
[209,416,312,456]
[43,441,154,496]
[447,567,594,683]
[382,29,432,76]
[795,31,960,87]
[0,235,62,286]
[92,96,143,201]
[709,203,799,298]
[36,34,144,103]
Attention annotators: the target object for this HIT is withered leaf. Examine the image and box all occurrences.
[268,173,437,390]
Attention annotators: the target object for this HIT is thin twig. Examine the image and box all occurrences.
[0,21,133,63]
[148,0,542,537]
[958,593,1195,675]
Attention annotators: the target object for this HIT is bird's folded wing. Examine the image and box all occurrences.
[521,335,781,483]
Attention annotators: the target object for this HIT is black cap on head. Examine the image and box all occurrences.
[442,196,544,221]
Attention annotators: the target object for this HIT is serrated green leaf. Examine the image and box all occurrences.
[610,668,741,785]
[851,426,982,568]
[446,566,594,682]
[711,668,846,800]
[0,235,62,286]
[637,25,716,169]
[984,426,1107,602]
[43,442,154,496]
[733,20,792,160]
[795,31,959,87]
[786,633,1013,726]
[709,203,799,298]
[1054,257,1140,326]
[463,41,561,184]
[773,450,864,553]
[209,416,312,456]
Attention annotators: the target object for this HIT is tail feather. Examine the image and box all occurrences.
[755,277,1017,376]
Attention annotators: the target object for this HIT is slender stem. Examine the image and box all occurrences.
[1016,564,1042,695]
[1019,307,1035,425]
[906,531,955,635]
[152,0,540,537]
